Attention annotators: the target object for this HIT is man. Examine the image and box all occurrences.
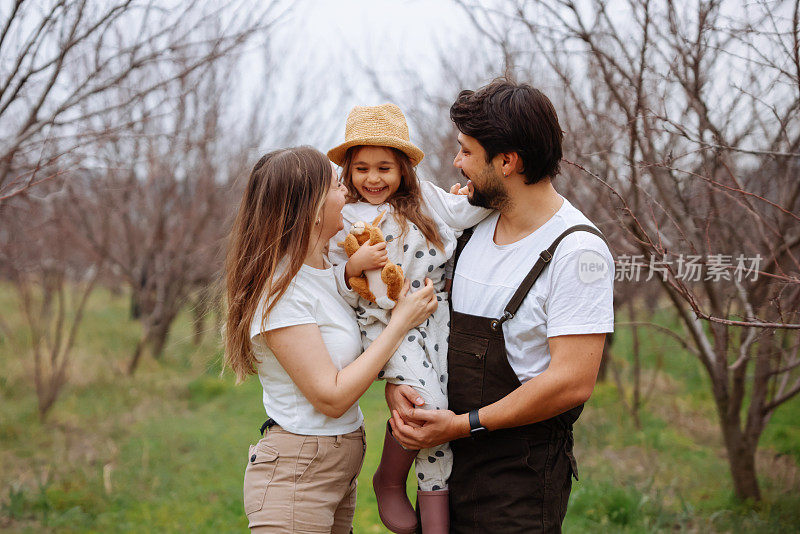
[386,78,614,533]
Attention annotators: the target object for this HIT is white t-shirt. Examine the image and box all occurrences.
[250,262,364,435]
[452,197,614,383]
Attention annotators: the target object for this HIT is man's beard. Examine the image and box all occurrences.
[464,167,510,210]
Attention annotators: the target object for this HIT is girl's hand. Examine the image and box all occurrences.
[347,240,388,277]
[391,278,437,329]
[449,181,469,195]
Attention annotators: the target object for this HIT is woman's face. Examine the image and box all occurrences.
[318,162,347,240]
[349,146,402,205]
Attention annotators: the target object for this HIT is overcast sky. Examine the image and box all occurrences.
[240,0,478,153]
[285,0,471,88]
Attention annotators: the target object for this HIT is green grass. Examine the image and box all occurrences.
[1,289,798,532]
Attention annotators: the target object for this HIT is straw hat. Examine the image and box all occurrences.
[327,103,424,166]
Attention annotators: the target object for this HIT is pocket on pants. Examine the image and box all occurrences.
[295,437,320,482]
[447,333,487,413]
[243,442,279,515]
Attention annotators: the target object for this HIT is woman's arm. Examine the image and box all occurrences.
[263,279,437,418]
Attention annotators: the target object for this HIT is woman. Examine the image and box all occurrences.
[224,146,437,533]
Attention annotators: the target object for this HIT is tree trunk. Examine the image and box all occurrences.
[720,420,762,501]
[37,370,65,422]
[148,309,178,360]
[37,383,57,422]
[597,332,613,382]
[128,337,145,375]
[631,318,641,430]
[130,292,141,320]
[149,322,170,360]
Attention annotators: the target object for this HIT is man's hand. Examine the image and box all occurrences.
[385,383,425,427]
[345,240,388,279]
[389,408,470,449]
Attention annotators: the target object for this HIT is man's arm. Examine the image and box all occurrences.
[389,333,605,449]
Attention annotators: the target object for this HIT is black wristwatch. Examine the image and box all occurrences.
[468,409,488,438]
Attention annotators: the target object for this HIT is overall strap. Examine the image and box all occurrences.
[453,226,475,270]
[490,225,608,331]
[450,227,475,317]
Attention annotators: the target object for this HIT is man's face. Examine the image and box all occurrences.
[453,133,510,210]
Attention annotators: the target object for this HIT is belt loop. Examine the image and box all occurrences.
[260,418,276,436]
[334,434,342,447]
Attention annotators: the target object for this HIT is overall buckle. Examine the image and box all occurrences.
[490,311,514,331]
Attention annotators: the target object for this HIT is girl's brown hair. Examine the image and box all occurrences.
[224,146,333,383]
[341,146,444,251]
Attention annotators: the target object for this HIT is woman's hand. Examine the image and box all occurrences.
[346,240,388,278]
[391,278,437,329]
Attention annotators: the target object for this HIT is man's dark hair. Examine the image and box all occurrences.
[450,77,563,185]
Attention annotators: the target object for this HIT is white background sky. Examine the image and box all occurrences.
[239,0,479,154]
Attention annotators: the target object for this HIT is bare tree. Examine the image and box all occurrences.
[455,0,800,500]
[69,54,259,374]
[0,0,286,203]
[0,177,104,419]
[0,0,285,411]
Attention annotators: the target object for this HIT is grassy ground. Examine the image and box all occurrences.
[1,287,798,532]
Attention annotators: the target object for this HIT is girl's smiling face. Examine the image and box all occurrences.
[349,146,402,205]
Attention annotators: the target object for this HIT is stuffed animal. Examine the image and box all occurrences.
[338,211,404,309]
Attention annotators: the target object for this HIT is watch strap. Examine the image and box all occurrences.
[468,409,488,438]
[468,409,482,431]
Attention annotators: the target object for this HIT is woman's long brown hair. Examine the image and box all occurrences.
[341,146,444,251]
[224,146,332,383]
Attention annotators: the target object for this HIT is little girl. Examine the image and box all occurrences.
[327,104,491,534]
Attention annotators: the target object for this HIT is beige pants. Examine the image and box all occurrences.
[243,425,366,533]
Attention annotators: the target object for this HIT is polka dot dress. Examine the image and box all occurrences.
[357,221,451,490]
[329,181,492,490]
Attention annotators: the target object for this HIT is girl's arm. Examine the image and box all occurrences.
[262,279,437,418]
[419,180,493,231]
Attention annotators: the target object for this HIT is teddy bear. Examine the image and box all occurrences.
[338,211,404,309]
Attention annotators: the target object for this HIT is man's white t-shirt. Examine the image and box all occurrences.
[452,197,614,383]
[250,262,364,435]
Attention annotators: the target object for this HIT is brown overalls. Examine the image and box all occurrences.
[447,224,606,533]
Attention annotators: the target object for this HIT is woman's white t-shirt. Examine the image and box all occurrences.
[250,262,364,435]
